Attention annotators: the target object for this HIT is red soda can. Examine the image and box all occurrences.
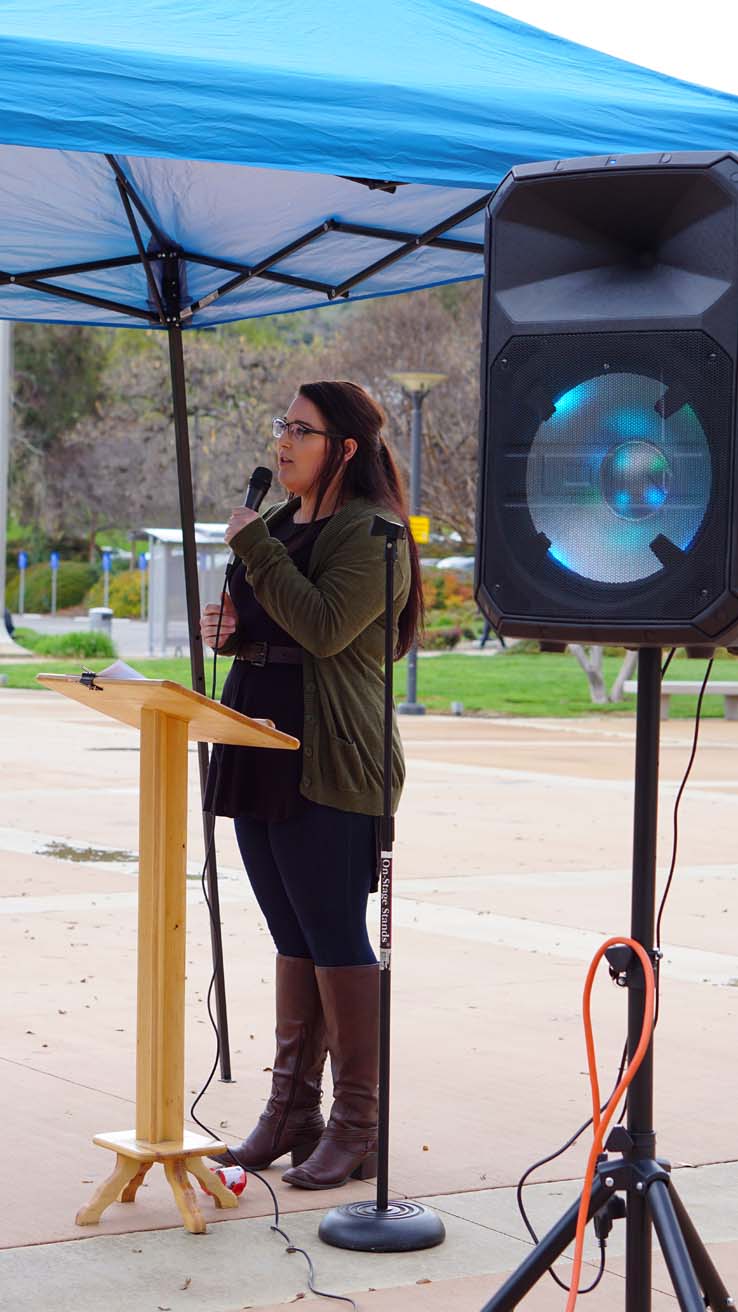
[199,1163,247,1197]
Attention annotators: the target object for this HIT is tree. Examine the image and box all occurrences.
[13,322,112,449]
[35,326,302,553]
[311,284,482,539]
[9,291,481,548]
[10,323,111,536]
[568,645,638,705]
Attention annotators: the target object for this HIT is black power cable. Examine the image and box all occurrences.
[661,647,676,679]
[654,655,714,1026]
[516,651,714,1294]
[515,1042,628,1295]
[616,651,713,1123]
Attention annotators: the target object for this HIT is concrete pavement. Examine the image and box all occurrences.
[1,690,737,1309]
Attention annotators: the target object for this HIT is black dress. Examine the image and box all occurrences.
[204,512,329,821]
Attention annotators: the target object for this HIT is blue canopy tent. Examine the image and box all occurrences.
[0,0,737,329]
[2,0,736,1069]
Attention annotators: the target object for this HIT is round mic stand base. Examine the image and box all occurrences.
[319,1200,446,1253]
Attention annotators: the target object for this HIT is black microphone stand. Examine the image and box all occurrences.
[319,514,446,1252]
[479,647,732,1312]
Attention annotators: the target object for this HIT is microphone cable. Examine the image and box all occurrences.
[194,629,358,1308]
[208,464,273,700]
[208,570,231,701]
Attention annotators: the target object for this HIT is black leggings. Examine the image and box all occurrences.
[234,799,377,967]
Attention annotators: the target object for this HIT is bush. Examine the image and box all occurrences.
[423,572,449,611]
[5,560,98,613]
[420,625,462,651]
[5,568,18,609]
[85,569,146,619]
[12,626,43,650]
[12,626,116,659]
[422,568,475,612]
[426,610,458,629]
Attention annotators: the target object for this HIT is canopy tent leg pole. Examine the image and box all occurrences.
[167,321,233,1083]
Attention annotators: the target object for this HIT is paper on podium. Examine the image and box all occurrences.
[94,658,149,680]
[84,660,279,732]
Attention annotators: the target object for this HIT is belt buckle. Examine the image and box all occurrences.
[250,642,268,667]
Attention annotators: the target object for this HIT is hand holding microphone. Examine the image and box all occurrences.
[200,466,273,651]
[224,506,260,544]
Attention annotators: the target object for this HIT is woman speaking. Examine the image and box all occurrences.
[200,380,423,1190]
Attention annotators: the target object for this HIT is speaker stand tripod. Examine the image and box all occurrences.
[481,647,733,1312]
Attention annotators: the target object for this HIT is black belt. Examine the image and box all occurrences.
[234,642,302,667]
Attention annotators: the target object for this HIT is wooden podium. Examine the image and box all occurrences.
[37,674,299,1233]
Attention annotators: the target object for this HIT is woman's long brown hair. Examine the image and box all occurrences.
[298,380,424,659]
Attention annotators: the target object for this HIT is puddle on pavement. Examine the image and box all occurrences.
[38,840,136,863]
[37,840,212,880]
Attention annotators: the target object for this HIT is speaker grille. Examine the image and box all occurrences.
[484,331,734,624]
[526,370,711,584]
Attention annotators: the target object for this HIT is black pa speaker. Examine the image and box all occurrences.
[476,150,738,646]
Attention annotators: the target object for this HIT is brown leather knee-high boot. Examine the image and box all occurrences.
[216,954,327,1171]
[282,962,379,1189]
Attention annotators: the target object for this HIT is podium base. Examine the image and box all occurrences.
[76,1129,238,1234]
[319,1200,446,1252]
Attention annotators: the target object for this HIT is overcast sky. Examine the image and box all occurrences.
[470,2,738,96]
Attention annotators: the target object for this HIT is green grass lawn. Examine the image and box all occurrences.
[399,650,731,718]
[7,648,734,719]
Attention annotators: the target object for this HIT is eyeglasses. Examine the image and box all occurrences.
[272,416,343,443]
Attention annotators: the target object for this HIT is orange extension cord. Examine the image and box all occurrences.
[565,937,656,1312]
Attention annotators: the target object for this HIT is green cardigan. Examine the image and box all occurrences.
[228,496,411,816]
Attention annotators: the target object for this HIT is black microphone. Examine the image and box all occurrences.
[244,465,273,511]
[225,465,273,575]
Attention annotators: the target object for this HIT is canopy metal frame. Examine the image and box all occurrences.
[8,153,490,1076]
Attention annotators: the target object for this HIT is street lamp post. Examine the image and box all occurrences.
[0,320,31,658]
[389,371,447,715]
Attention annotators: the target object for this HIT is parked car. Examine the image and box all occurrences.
[435,555,475,572]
